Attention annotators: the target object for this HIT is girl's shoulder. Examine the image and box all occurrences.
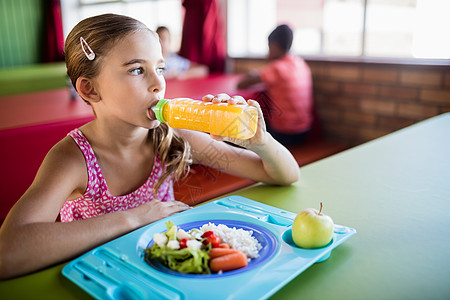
[39,134,88,187]
[49,134,86,163]
[23,133,89,205]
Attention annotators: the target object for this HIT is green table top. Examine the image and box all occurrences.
[1,113,449,299]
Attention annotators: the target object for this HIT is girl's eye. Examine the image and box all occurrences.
[129,67,144,75]
[157,67,165,75]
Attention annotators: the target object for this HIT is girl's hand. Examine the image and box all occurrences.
[202,94,269,149]
[126,200,191,227]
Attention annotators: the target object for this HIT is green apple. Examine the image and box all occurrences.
[292,202,334,249]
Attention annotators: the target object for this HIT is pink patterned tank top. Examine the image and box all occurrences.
[60,129,174,222]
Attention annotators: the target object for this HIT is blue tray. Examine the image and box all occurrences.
[62,195,356,300]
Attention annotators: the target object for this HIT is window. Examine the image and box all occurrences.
[227,0,450,60]
[227,0,277,57]
[61,0,183,52]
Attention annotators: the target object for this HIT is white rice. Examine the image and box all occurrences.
[199,223,262,258]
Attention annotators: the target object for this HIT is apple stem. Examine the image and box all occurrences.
[319,202,323,215]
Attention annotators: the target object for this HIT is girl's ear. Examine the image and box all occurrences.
[76,77,101,103]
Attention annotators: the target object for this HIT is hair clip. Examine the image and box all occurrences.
[80,36,95,61]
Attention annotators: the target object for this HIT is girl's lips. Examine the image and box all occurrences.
[148,107,156,120]
[148,99,160,120]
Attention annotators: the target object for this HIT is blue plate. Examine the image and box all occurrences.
[145,219,278,278]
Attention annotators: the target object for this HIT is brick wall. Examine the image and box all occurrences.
[232,58,450,145]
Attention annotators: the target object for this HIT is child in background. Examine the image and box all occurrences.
[237,24,314,146]
[156,26,209,79]
[0,14,299,279]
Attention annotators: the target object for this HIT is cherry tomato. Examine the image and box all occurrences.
[208,235,221,248]
[179,238,188,249]
[201,231,215,238]
[201,231,221,248]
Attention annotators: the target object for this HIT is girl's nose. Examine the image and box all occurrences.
[149,72,165,94]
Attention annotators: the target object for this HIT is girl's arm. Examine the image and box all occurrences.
[178,94,300,186]
[0,137,188,279]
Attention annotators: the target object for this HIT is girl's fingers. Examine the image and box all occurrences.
[247,99,259,107]
[166,201,191,215]
[202,94,248,105]
[229,95,246,105]
[171,200,191,209]
[202,94,214,102]
[202,93,229,104]
[247,100,264,120]
[212,93,231,104]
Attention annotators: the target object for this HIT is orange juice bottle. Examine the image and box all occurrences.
[152,98,258,139]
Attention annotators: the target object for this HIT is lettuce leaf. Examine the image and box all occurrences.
[144,244,211,274]
[165,221,178,241]
[143,221,211,274]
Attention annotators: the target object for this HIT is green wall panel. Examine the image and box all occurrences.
[0,0,45,67]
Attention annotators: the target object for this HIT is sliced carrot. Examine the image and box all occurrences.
[219,243,230,249]
[209,251,248,273]
[209,247,239,259]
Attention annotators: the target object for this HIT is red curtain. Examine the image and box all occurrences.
[42,0,64,62]
[179,0,226,73]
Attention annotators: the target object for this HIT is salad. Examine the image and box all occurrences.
[143,221,258,274]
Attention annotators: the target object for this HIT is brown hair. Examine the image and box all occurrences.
[65,14,191,194]
[65,13,152,89]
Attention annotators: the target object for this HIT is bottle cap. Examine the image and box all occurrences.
[152,99,170,123]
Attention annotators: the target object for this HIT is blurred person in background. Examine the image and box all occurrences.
[237,24,314,147]
[156,26,209,79]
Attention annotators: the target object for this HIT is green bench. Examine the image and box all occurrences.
[0,62,68,96]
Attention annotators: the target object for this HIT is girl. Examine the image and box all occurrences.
[0,14,299,279]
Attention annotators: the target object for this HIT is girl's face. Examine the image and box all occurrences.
[92,30,166,129]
